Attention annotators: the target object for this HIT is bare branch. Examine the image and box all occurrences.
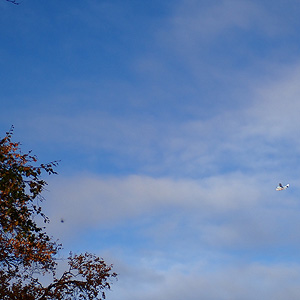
[5,0,21,4]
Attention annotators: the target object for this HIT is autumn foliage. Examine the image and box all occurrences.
[0,128,117,299]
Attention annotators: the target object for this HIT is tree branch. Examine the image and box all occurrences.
[5,0,21,5]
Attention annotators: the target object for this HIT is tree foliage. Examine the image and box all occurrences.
[0,128,117,299]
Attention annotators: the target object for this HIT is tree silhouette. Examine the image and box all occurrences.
[0,127,117,299]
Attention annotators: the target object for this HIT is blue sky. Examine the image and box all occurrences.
[2,0,300,299]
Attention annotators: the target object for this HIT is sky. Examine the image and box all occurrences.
[2,0,300,299]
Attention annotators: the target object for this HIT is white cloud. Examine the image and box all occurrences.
[247,63,300,141]
[43,172,300,252]
[45,173,259,224]
[108,258,300,300]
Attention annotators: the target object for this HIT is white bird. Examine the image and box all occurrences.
[276,183,289,191]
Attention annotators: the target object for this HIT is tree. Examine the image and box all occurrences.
[0,127,117,299]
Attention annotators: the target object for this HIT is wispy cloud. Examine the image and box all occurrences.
[45,172,300,250]
[109,259,300,300]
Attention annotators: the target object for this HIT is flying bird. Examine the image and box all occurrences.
[276,183,289,191]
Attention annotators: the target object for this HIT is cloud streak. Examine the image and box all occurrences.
[44,172,300,251]
[109,259,300,300]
